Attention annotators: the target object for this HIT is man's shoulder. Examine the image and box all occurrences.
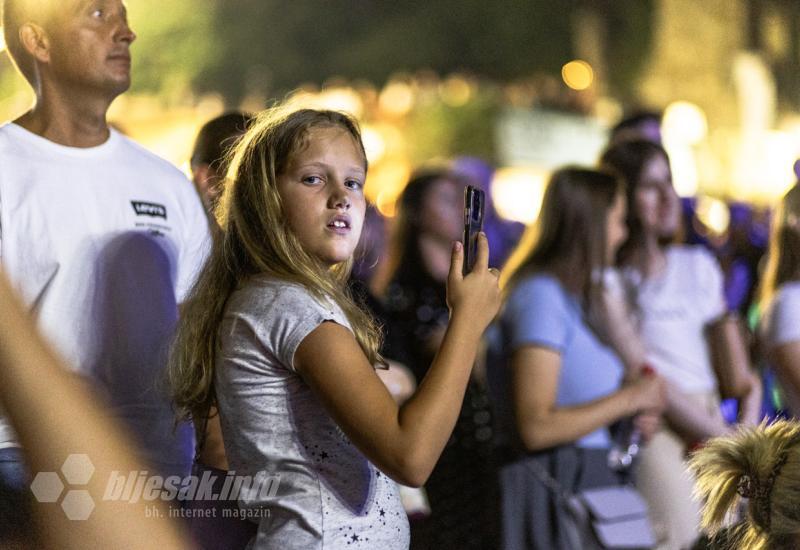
[0,123,22,154]
[113,132,187,183]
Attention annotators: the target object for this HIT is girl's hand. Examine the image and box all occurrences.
[446,233,501,331]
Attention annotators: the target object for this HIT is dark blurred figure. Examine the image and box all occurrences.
[453,157,524,268]
[718,202,768,316]
[190,112,253,212]
[610,109,663,146]
[374,168,499,550]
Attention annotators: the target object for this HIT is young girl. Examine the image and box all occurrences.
[486,167,665,550]
[169,108,500,549]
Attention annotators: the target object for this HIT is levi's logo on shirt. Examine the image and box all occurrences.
[131,201,167,220]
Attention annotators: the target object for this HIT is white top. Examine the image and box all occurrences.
[624,245,726,393]
[760,281,800,414]
[0,123,210,477]
[761,282,800,350]
[216,278,409,549]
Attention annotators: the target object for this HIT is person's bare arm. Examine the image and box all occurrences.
[510,346,665,451]
[0,273,189,550]
[737,370,763,426]
[595,287,735,442]
[294,236,500,487]
[771,341,800,415]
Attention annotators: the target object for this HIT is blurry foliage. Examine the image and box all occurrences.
[602,0,656,102]
[0,1,655,108]
[407,90,501,163]
[127,0,220,99]
[169,0,583,104]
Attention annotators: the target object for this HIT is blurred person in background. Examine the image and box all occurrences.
[373,168,499,550]
[690,420,800,550]
[0,0,210,541]
[718,203,768,316]
[758,183,800,418]
[609,110,663,146]
[487,167,665,550]
[190,111,253,214]
[600,140,762,549]
[453,157,525,268]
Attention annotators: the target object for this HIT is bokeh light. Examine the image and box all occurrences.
[491,167,548,224]
[379,81,415,117]
[440,75,472,107]
[561,60,593,91]
[361,125,387,164]
[663,101,708,145]
[695,195,730,236]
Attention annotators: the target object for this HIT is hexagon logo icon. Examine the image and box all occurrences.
[61,454,95,485]
[30,472,64,503]
[61,490,95,521]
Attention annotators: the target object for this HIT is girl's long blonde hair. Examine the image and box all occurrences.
[758,184,800,311]
[690,420,800,550]
[169,107,384,422]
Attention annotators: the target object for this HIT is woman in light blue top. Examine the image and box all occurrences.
[487,167,665,550]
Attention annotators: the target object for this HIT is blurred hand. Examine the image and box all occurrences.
[446,233,501,332]
[629,371,667,414]
[634,411,662,442]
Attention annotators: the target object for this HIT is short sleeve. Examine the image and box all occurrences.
[693,247,726,322]
[248,283,352,372]
[502,275,573,353]
[765,285,800,348]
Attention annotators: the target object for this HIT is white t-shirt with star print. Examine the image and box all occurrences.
[215,277,409,549]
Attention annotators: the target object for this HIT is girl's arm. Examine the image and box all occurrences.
[510,345,664,451]
[294,236,500,488]
[0,273,189,550]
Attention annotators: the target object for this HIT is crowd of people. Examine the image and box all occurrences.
[3,1,800,549]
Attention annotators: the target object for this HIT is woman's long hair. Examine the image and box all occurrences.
[599,139,673,265]
[169,107,384,422]
[758,184,800,310]
[690,420,800,550]
[371,168,465,296]
[500,167,622,309]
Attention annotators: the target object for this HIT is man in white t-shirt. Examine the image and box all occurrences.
[0,0,210,538]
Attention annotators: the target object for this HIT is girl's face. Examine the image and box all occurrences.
[419,178,464,243]
[606,191,628,264]
[634,154,681,238]
[276,126,367,266]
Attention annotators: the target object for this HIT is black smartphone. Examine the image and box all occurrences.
[463,185,485,275]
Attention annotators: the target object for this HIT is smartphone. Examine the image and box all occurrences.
[463,185,485,275]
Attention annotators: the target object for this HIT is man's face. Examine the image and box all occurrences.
[45,0,136,98]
